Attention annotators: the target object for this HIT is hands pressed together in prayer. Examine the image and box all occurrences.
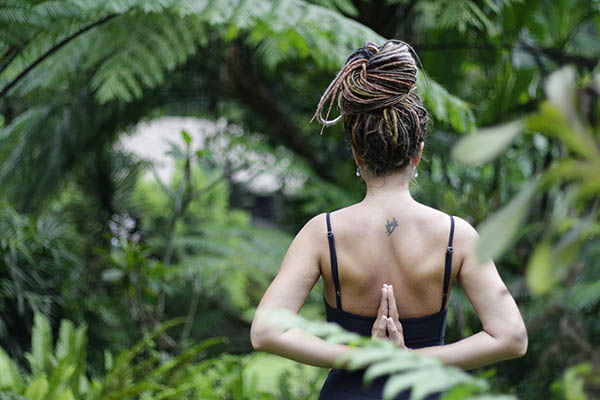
[371,284,408,349]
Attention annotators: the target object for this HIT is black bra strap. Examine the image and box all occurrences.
[326,213,342,310]
[440,215,455,311]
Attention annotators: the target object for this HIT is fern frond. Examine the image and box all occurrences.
[87,12,202,103]
[1,0,474,131]
[419,0,499,34]
[567,280,600,312]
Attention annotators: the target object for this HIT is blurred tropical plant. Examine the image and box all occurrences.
[452,65,600,399]
[0,205,80,360]
[453,66,599,294]
[550,363,600,400]
[0,312,328,400]
[0,313,224,400]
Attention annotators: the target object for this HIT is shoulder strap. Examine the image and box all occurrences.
[326,213,342,310]
[440,215,455,311]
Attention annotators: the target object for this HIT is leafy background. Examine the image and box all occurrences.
[0,0,599,399]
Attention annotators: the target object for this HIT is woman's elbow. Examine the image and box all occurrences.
[250,321,266,351]
[505,324,528,358]
[250,317,277,352]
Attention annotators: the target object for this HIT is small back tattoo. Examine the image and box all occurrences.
[385,217,398,236]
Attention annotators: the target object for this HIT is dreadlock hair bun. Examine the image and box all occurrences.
[313,40,430,176]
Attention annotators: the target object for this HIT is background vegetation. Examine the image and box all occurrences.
[0,0,598,399]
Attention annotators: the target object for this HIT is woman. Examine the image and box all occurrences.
[250,40,527,399]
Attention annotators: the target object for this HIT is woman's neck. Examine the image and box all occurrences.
[362,168,415,202]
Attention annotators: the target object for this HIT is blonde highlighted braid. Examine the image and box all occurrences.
[312,40,429,176]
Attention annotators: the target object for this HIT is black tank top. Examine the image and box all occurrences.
[319,213,455,400]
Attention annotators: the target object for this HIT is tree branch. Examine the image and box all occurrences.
[413,41,598,70]
[0,13,119,98]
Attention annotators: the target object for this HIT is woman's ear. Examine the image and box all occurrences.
[351,146,363,166]
[412,142,424,167]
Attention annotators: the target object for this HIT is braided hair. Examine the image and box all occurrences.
[312,40,430,176]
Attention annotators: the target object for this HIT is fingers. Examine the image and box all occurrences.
[386,317,407,349]
[371,315,388,339]
[373,285,389,339]
[386,285,399,322]
[377,285,388,320]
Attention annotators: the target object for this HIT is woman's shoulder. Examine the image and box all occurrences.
[414,204,477,232]
[303,204,479,242]
[304,204,360,229]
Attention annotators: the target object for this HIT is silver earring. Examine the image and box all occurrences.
[413,169,418,178]
[356,167,361,177]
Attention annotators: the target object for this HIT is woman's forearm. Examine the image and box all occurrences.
[252,323,526,370]
[251,326,351,369]
[412,330,527,370]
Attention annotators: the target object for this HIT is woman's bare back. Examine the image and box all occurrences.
[321,200,460,319]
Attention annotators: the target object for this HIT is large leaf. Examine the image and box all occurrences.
[544,66,578,127]
[526,102,598,160]
[23,375,49,400]
[25,313,53,377]
[475,180,538,264]
[526,242,556,294]
[451,120,523,165]
[0,348,23,391]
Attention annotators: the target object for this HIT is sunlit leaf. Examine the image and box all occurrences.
[55,320,75,360]
[451,120,523,165]
[338,347,396,370]
[526,242,556,294]
[527,102,598,159]
[0,348,23,391]
[23,375,49,400]
[364,356,439,385]
[411,368,485,400]
[561,363,595,400]
[181,129,192,146]
[476,181,538,264]
[26,313,52,377]
[540,159,600,188]
[545,66,577,125]
[381,368,480,400]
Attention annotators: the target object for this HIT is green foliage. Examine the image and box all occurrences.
[452,66,599,284]
[420,0,516,35]
[0,204,80,357]
[192,352,325,399]
[0,312,227,400]
[1,0,599,399]
[0,312,326,399]
[451,120,524,165]
[475,181,538,264]
[551,363,600,400]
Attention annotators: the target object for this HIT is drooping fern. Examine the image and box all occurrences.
[0,0,478,212]
[0,0,474,132]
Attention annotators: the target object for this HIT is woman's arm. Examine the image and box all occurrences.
[250,214,353,368]
[409,217,528,369]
